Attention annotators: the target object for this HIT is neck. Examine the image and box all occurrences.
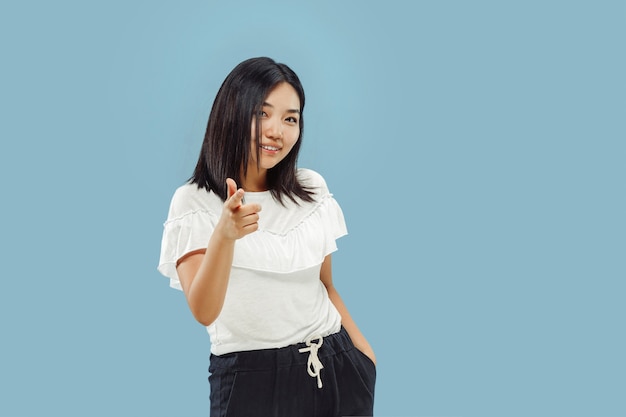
[241,166,268,192]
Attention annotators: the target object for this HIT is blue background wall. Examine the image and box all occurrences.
[1,1,624,416]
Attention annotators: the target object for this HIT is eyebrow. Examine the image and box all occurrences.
[263,102,300,114]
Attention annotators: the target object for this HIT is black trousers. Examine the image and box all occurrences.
[208,327,376,417]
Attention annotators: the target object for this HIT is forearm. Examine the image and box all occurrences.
[185,230,235,326]
[326,285,376,364]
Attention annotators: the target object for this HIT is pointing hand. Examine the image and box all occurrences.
[217,178,262,240]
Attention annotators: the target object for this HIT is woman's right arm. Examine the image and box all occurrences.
[175,179,261,326]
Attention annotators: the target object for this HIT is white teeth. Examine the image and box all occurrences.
[261,145,280,151]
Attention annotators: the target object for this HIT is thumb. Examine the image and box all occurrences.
[226,178,238,198]
[225,178,243,207]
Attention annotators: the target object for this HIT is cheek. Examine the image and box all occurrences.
[285,133,300,151]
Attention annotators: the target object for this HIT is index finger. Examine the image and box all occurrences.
[227,188,244,210]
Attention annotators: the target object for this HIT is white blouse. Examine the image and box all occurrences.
[157,168,346,355]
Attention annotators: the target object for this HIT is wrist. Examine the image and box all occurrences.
[212,223,238,244]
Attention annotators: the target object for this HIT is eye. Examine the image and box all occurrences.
[285,116,298,124]
[256,110,268,118]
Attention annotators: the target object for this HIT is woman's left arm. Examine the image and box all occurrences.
[320,254,376,365]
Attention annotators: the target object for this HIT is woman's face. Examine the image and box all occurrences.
[248,82,301,172]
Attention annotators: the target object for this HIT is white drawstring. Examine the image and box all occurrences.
[298,335,324,388]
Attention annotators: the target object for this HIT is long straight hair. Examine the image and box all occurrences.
[190,57,314,204]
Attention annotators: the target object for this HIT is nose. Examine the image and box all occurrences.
[264,117,283,139]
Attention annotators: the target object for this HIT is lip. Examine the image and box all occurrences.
[259,144,282,153]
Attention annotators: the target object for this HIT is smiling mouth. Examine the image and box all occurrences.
[260,145,281,151]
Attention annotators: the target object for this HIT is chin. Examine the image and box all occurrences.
[260,158,284,170]
[262,163,280,171]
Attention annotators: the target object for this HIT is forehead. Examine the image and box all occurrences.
[263,82,300,109]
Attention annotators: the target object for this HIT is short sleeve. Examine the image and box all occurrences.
[157,185,219,290]
[297,168,348,253]
[319,193,348,253]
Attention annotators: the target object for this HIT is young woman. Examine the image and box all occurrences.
[158,57,376,416]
